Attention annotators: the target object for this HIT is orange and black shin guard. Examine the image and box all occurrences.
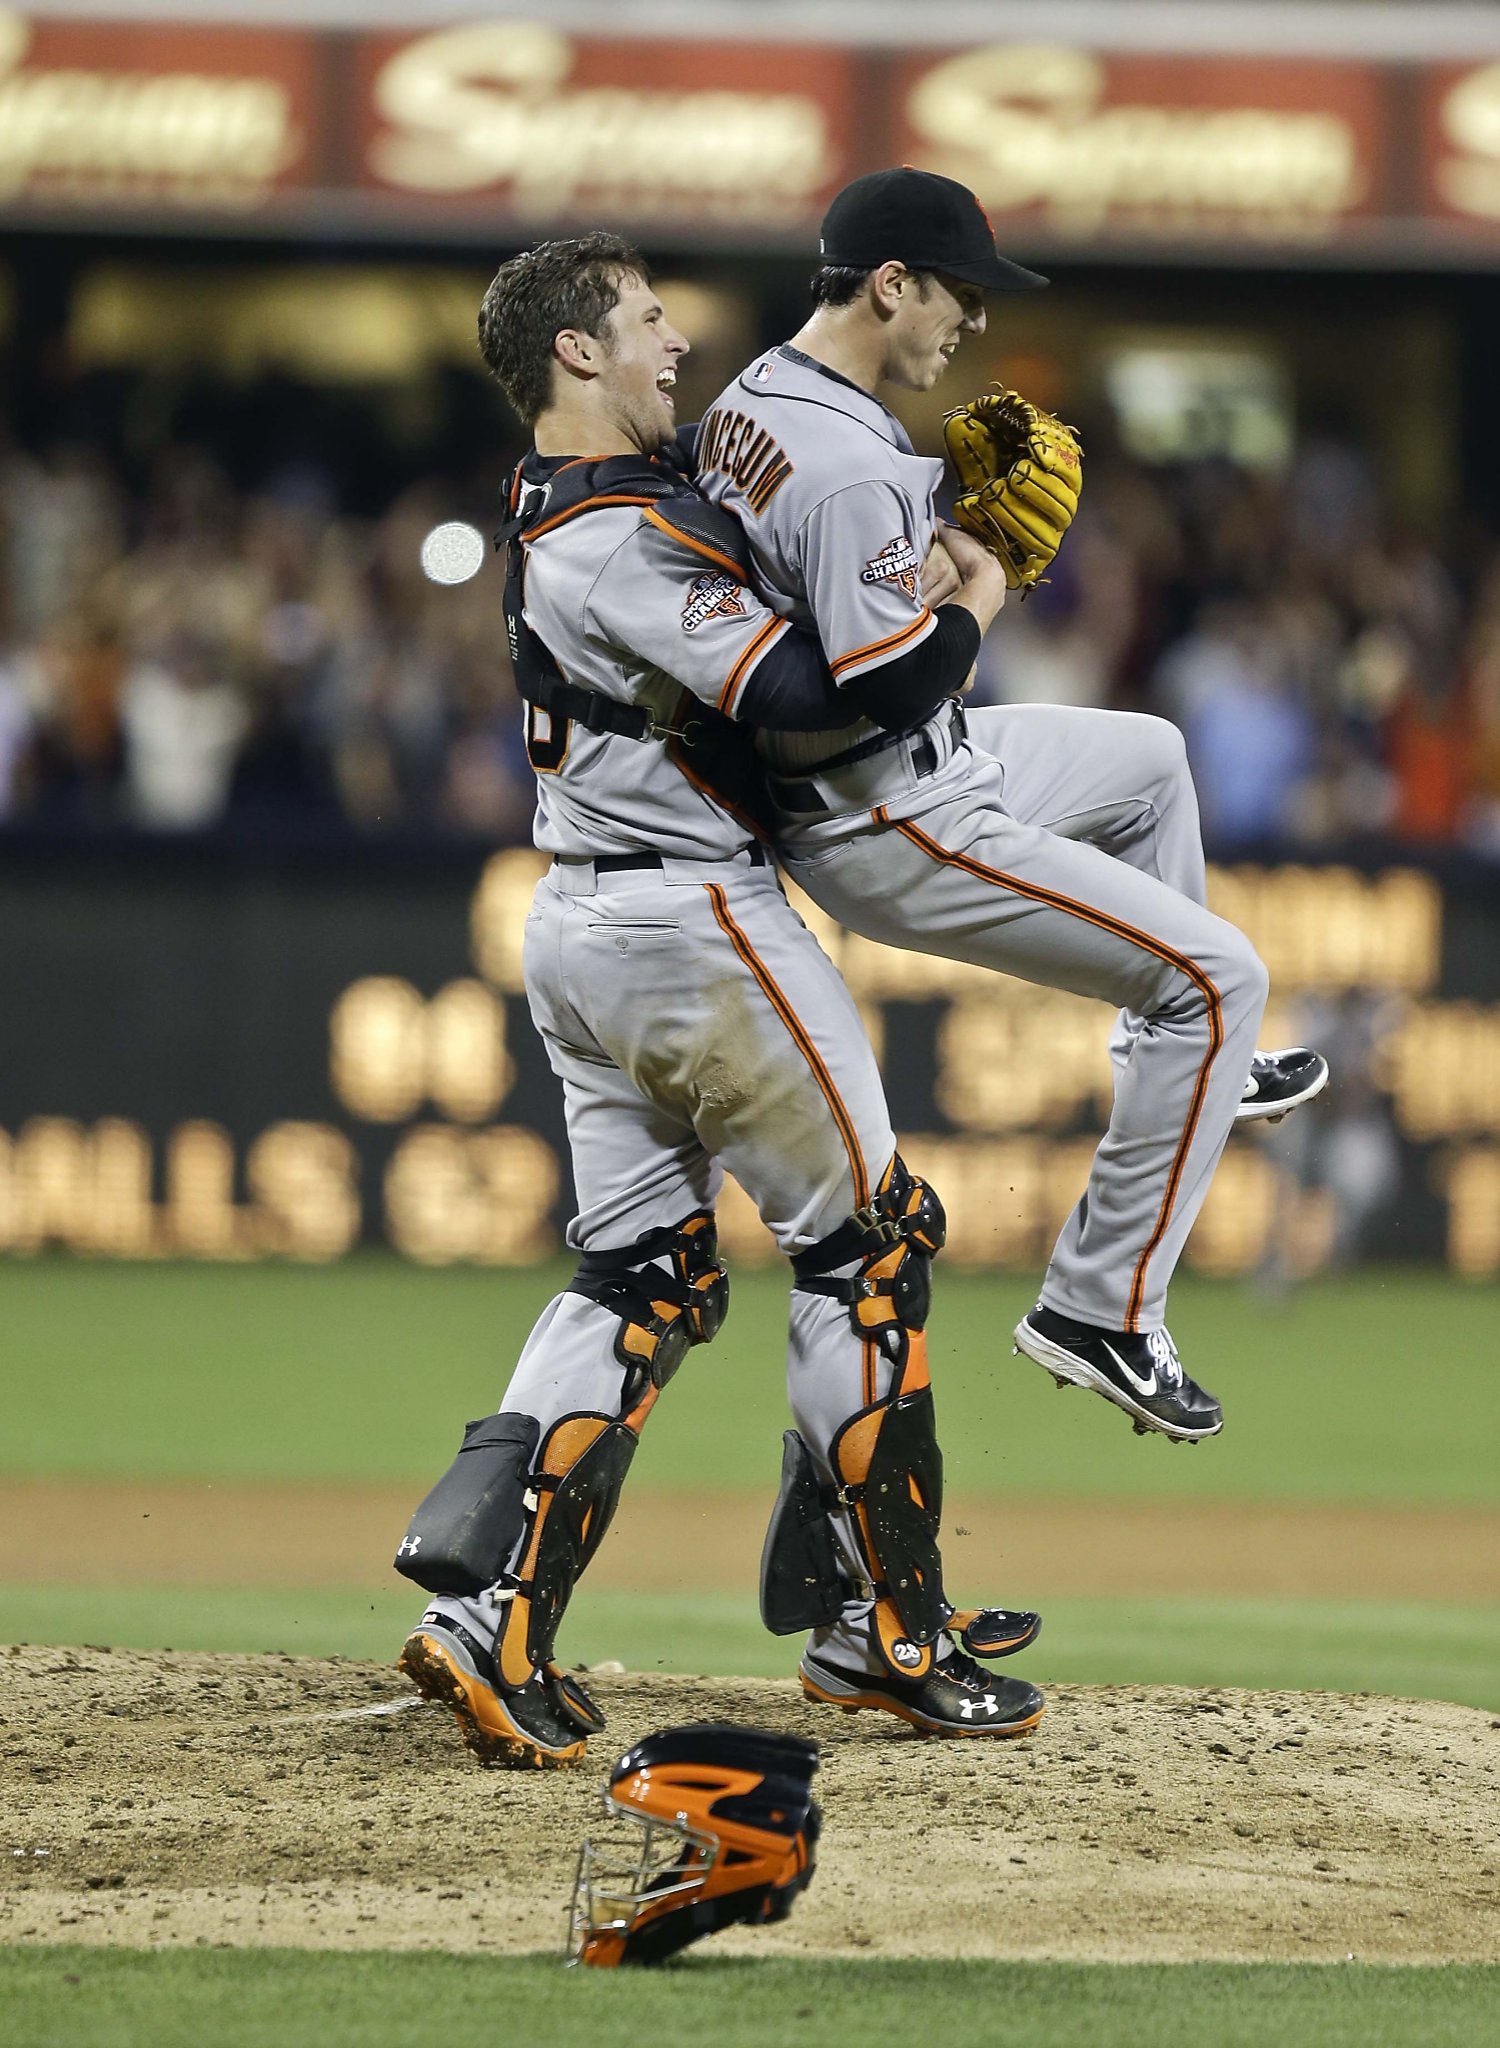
[788,1156,952,1677]
[484,1214,730,1690]
[493,1410,640,1691]
[825,1369,948,1678]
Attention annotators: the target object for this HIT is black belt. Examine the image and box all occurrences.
[566,843,769,874]
[769,701,966,815]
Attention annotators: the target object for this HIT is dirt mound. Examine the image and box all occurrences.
[4,1646,1497,1963]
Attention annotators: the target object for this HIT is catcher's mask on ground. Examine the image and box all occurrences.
[566,1722,821,1966]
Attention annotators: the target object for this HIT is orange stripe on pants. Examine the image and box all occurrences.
[703,884,871,1212]
[888,814,1223,1331]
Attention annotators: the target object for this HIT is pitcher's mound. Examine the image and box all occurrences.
[3,1646,1496,1962]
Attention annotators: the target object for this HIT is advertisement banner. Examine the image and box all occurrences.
[354,22,858,230]
[896,44,1387,248]
[6,16,1500,263]
[1421,59,1500,231]
[0,8,315,212]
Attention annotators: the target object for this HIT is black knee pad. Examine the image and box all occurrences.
[393,1411,540,1597]
[569,1210,729,1405]
[884,1154,946,1259]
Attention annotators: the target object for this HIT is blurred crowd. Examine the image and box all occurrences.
[3,427,1499,852]
[0,442,531,839]
[975,435,1500,856]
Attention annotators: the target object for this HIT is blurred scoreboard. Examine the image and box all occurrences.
[1,841,1497,1278]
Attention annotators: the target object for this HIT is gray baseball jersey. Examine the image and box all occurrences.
[695,346,943,774]
[696,344,1270,1338]
[517,484,790,860]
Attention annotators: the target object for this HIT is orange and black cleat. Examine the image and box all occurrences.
[799,1642,1044,1738]
[398,1612,599,1770]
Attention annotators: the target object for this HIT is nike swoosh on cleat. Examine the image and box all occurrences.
[1102,1340,1156,1398]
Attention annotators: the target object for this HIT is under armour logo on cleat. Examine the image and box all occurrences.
[958,1694,999,1719]
[396,1536,423,1557]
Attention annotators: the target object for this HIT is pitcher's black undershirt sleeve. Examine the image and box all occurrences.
[734,628,860,731]
[729,604,979,734]
[847,606,981,730]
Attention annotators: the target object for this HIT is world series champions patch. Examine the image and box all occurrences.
[861,535,921,600]
[681,571,748,632]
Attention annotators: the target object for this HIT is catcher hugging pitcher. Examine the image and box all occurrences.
[393,169,1329,1773]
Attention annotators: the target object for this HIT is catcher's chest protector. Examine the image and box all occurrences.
[498,451,774,834]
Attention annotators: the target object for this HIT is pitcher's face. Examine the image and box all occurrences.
[885,271,987,392]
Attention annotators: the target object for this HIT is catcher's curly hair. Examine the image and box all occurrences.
[479,233,651,425]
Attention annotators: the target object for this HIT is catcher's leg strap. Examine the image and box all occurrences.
[569,1209,729,1407]
[792,1154,945,1377]
[393,1411,540,1597]
[760,1428,869,1636]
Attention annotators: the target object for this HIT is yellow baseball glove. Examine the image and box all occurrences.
[942,387,1083,594]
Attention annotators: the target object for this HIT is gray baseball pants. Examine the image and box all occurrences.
[424,850,924,1675]
[778,706,1268,1332]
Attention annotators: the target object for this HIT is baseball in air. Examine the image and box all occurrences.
[419,520,487,585]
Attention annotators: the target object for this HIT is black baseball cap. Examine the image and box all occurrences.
[819,167,1048,293]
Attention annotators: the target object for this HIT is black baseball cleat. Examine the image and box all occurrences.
[1013,1307,1223,1442]
[1236,1047,1329,1124]
[398,1612,600,1770]
[800,1643,1044,1738]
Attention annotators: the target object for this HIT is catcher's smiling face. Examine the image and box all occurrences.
[596,272,690,453]
[546,269,689,457]
[884,269,987,391]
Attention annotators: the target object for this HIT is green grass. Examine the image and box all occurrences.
[1,1950,1496,2048]
[2,1257,1497,1505]
[3,1585,1494,1709]
[4,1259,1495,1703]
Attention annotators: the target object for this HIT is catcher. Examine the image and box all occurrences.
[695,166,1329,1443]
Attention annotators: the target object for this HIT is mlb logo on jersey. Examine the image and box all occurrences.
[681,571,748,632]
[861,534,921,600]
[753,358,776,382]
